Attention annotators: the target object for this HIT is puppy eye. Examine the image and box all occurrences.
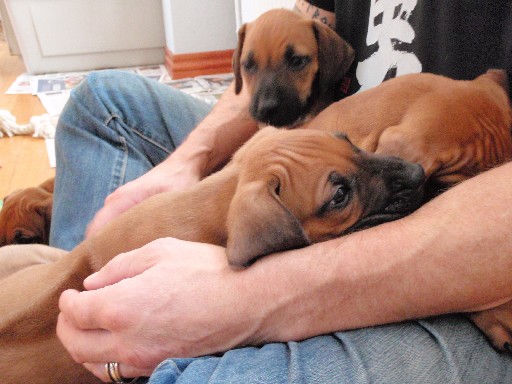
[288,55,311,71]
[329,184,350,209]
[13,230,39,244]
[243,58,257,73]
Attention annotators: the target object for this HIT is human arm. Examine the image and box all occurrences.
[57,161,512,379]
[86,83,257,236]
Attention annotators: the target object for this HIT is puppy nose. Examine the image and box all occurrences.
[388,161,425,192]
[255,97,280,121]
[408,163,425,188]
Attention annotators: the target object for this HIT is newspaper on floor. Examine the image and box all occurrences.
[6,65,168,95]
[5,66,234,168]
[5,74,33,94]
[37,91,71,117]
[163,73,234,105]
[7,66,233,115]
[45,138,56,168]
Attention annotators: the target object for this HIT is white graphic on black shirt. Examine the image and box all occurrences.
[356,0,422,91]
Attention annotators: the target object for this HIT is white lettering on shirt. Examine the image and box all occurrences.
[356,0,422,91]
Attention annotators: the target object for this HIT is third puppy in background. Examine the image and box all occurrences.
[233,8,355,127]
[0,178,54,247]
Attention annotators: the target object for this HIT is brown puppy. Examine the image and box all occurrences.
[233,8,354,127]
[303,70,512,351]
[305,69,512,192]
[0,127,424,384]
[0,177,54,246]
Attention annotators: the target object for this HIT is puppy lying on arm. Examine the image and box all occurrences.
[0,127,425,384]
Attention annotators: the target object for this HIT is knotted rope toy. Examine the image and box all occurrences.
[0,110,56,139]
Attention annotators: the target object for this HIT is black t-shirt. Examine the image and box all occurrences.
[324,0,512,96]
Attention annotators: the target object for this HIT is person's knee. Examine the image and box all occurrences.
[69,70,136,111]
[56,70,137,137]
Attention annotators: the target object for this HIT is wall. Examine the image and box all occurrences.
[235,0,295,28]
[163,0,237,54]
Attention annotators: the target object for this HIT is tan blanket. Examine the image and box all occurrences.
[0,244,65,280]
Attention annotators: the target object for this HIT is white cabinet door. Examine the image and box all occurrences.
[6,0,165,74]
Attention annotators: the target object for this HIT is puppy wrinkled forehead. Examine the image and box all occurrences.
[238,129,359,177]
[244,10,316,64]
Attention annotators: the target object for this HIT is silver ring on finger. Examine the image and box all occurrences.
[105,362,132,383]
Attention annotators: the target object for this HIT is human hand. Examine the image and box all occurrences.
[86,158,202,237]
[56,237,263,381]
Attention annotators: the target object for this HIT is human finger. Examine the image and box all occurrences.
[58,306,159,370]
[56,312,114,364]
[84,361,153,382]
[84,242,162,290]
[85,193,137,238]
[59,284,140,332]
[58,289,112,331]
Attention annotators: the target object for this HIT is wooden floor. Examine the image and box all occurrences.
[0,23,54,198]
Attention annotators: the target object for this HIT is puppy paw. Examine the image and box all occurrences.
[468,299,512,353]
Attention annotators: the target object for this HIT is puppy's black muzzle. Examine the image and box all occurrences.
[383,160,425,214]
[250,73,308,127]
[348,157,425,233]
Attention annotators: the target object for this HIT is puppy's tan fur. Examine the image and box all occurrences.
[305,70,512,189]
[0,177,54,246]
[0,128,425,384]
[233,9,354,127]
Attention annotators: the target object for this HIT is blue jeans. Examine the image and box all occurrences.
[149,316,512,384]
[50,70,212,250]
[50,71,512,383]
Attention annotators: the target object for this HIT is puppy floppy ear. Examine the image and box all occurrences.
[38,177,55,193]
[24,191,53,244]
[482,69,510,96]
[232,23,247,95]
[35,194,53,235]
[40,204,53,244]
[226,178,310,268]
[312,20,355,93]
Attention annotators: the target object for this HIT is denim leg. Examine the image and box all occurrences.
[50,70,212,250]
[148,315,512,384]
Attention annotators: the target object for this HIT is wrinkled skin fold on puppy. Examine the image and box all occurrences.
[305,69,512,192]
[226,129,425,267]
[0,127,425,384]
